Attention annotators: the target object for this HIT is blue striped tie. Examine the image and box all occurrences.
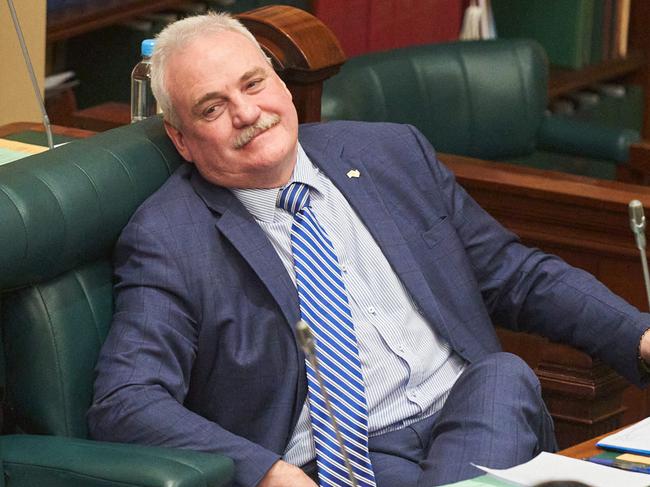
[278,182,376,487]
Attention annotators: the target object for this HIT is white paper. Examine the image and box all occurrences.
[474,452,650,487]
[597,417,650,453]
[44,71,75,90]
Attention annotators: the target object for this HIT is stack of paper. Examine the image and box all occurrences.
[472,452,650,487]
[597,416,650,454]
[0,138,47,166]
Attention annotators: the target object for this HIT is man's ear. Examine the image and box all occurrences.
[164,120,193,163]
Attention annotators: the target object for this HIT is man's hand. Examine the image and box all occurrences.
[258,460,318,487]
[641,328,650,365]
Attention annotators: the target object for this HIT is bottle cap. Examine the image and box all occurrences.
[141,39,156,57]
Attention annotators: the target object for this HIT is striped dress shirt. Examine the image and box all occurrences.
[231,143,466,467]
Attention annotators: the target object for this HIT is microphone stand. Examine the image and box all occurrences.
[629,200,650,310]
[7,0,54,150]
[296,320,359,487]
[639,247,650,312]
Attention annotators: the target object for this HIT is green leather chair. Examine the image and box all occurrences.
[321,39,641,180]
[0,118,233,486]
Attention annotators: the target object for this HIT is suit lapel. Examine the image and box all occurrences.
[189,170,301,332]
[190,171,308,430]
[301,131,456,347]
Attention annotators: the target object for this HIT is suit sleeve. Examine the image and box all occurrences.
[87,220,280,487]
[405,124,650,387]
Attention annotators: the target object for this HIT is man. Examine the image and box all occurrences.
[88,12,650,487]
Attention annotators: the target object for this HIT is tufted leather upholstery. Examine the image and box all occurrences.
[321,39,640,179]
[0,118,233,486]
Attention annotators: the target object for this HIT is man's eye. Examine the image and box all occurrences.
[203,104,223,119]
[247,79,264,90]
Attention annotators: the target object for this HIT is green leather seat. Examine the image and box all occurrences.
[0,118,233,486]
[321,39,641,180]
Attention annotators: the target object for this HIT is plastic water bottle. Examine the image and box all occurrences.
[130,39,156,123]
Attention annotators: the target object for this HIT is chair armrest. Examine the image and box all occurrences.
[538,115,641,163]
[0,435,233,487]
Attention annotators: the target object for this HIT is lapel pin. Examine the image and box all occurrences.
[346,169,361,179]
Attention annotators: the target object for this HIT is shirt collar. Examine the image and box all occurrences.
[232,143,324,223]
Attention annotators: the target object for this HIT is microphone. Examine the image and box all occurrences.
[629,200,647,249]
[628,200,650,310]
[7,0,54,150]
[296,320,358,487]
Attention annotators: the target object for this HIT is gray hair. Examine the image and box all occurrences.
[151,11,270,128]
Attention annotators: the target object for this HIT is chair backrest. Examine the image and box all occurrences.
[321,39,548,160]
[0,118,181,437]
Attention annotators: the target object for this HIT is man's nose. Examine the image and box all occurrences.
[230,94,261,128]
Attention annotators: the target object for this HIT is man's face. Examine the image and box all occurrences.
[164,30,299,189]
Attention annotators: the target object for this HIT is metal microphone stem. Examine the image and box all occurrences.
[7,0,54,150]
[638,244,650,311]
[296,320,359,487]
[629,200,650,311]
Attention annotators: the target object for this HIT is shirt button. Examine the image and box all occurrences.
[340,264,347,272]
[367,306,376,315]
[398,345,405,353]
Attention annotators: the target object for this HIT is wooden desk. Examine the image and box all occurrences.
[560,430,615,460]
[0,122,94,141]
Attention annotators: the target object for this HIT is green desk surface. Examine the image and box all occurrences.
[3,130,78,146]
[443,475,508,486]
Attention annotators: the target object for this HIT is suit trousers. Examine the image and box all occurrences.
[305,352,557,486]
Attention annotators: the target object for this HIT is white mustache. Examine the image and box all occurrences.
[233,114,281,149]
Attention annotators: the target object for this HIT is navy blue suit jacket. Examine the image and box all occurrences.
[88,122,649,487]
